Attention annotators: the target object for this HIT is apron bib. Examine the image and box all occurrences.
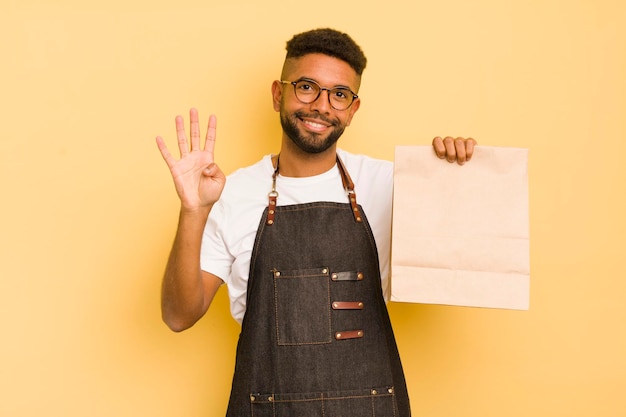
[225,156,410,417]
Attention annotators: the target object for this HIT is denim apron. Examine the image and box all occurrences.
[225,156,410,417]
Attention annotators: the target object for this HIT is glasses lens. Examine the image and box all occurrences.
[328,88,353,110]
[294,80,320,103]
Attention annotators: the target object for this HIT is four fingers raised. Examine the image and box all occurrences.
[157,108,218,160]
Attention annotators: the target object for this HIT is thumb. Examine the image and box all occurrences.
[202,163,225,179]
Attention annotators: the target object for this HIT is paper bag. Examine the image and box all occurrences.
[390,145,530,310]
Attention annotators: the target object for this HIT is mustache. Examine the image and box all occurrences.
[294,111,338,126]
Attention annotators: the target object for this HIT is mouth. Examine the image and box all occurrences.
[296,113,334,133]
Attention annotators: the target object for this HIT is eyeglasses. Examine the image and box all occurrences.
[281,79,358,110]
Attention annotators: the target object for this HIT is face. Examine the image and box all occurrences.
[272,53,361,154]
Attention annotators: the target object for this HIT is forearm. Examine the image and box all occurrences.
[161,206,212,331]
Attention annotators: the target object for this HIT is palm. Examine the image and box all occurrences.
[156,109,225,210]
[170,149,221,207]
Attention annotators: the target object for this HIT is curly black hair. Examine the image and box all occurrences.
[285,28,367,76]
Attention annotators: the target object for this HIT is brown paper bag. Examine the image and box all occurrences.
[390,145,530,310]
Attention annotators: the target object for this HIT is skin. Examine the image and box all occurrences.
[270,53,362,177]
[432,135,476,165]
[156,110,224,332]
[156,53,476,332]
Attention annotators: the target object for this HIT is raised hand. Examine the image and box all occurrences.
[156,108,226,211]
[432,136,477,165]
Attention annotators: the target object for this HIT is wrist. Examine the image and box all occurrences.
[179,204,212,222]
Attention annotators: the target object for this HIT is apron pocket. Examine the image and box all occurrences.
[273,267,332,345]
[250,387,397,417]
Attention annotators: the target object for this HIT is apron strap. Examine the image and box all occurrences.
[266,156,280,225]
[335,155,363,223]
[266,154,363,225]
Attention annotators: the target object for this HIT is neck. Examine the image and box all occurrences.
[274,141,338,177]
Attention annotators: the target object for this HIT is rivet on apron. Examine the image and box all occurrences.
[335,330,364,340]
[357,272,364,280]
[388,388,394,394]
[322,268,328,274]
[331,301,365,310]
[371,389,378,395]
[250,395,256,401]
[331,272,338,280]
[273,270,281,277]
[268,396,274,402]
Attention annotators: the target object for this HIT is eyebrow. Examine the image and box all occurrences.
[296,77,354,91]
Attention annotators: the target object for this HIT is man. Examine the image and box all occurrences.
[156,28,475,417]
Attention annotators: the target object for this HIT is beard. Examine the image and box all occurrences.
[280,110,346,154]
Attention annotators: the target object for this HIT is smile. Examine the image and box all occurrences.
[303,119,328,129]
[297,114,334,133]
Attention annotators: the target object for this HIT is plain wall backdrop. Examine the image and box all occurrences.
[1,0,625,416]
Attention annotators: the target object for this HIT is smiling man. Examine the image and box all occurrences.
[156,28,475,417]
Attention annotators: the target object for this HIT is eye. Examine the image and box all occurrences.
[332,88,350,100]
[296,80,318,94]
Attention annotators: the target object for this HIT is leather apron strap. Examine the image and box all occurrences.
[266,154,362,225]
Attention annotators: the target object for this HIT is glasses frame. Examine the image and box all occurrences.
[281,79,359,110]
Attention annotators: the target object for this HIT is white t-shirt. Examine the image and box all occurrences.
[200,149,393,323]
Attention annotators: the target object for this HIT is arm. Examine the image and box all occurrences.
[156,108,227,332]
[160,208,223,332]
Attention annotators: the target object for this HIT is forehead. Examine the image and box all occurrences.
[282,53,360,90]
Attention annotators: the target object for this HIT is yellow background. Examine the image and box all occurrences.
[1,0,625,416]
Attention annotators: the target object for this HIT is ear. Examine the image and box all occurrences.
[271,80,283,112]
[345,97,361,126]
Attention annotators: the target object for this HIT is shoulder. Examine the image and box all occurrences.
[210,155,274,226]
[226,154,274,183]
[338,148,392,173]
[337,149,393,189]
[219,155,274,199]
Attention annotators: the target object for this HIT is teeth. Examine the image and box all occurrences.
[304,120,325,129]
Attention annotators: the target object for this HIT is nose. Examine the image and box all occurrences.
[309,88,332,113]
